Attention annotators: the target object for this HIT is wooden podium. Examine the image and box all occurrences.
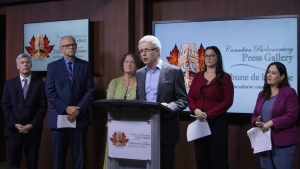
[93,99,172,169]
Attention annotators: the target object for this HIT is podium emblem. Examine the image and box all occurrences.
[110,131,129,147]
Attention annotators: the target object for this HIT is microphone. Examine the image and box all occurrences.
[123,74,135,100]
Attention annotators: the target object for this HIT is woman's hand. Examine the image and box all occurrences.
[255,116,273,132]
[194,108,207,122]
[261,120,273,132]
[255,116,263,127]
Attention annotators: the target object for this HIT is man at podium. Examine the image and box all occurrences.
[136,35,188,169]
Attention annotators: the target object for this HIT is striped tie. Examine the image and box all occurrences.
[22,79,28,99]
[67,62,73,82]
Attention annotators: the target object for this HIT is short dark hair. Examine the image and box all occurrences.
[120,52,141,72]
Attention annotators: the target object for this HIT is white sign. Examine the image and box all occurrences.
[108,120,151,160]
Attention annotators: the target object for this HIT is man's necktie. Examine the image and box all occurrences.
[68,62,73,82]
[22,79,28,99]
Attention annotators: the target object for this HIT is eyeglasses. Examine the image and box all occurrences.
[61,43,77,48]
[204,54,217,58]
[139,48,157,54]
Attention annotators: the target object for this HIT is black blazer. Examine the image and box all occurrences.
[136,61,188,144]
[2,75,47,138]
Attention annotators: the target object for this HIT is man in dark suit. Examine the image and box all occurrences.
[45,36,95,169]
[136,35,188,169]
[2,53,47,169]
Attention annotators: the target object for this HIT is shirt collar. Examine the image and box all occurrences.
[64,57,74,64]
[20,74,31,81]
[144,59,162,71]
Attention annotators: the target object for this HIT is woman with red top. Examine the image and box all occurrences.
[188,46,234,169]
[251,62,299,169]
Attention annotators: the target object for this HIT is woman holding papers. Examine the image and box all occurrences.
[188,46,234,169]
[251,62,299,169]
[103,52,140,169]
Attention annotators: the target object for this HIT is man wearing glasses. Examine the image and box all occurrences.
[45,36,95,169]
[136,35,188,169]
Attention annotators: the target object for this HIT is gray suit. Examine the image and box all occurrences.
[136,61,188,144]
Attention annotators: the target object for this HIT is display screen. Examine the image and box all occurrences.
[24,18,89,71]
[153,15,298,114]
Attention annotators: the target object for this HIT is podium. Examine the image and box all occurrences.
[93,99,172,169]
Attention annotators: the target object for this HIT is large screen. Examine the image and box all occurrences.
[24,18,89,71]
[153,15,298,114]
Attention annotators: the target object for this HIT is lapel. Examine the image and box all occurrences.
[15,77,24,101]
[157,62,168,101]
[72,57,80,86]
[139,68,147,100]
[257,96,266,115]
[59,57,73,87]
[24,76,36,102]
[271,88,284,116]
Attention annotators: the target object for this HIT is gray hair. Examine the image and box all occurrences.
[16,54,31,64]
[138,35,161,54]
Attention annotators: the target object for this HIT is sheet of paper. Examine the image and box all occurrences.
[187,119,211,142]
[247,127,271,154]
[57,115,76,128]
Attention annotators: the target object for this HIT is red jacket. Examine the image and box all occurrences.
[188,71,234,119]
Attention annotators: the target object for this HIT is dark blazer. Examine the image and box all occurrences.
[2,76,47,137]
[251,87,300,146]
[45,57,95,129]
[136,61,188,144]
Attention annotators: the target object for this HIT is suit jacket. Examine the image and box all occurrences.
[2,75,47,138]
[45,57,95,129]
[136,61,188,144]
[251,87,300,146]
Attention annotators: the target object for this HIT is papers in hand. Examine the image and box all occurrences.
[247,127,271,154]
[187,119,211,142]
[57,115,76,128]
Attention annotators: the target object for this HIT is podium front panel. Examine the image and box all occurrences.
[97,101,161,169]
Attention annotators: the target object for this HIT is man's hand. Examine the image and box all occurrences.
[66,106,80,122]
[67,115,77,122]
[14,124,25,131]
[161,102,173,110]
[15,124,33,134]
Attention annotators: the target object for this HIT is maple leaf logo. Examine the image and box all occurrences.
[25,36,36,55]
[166,44,179,66]
[25,34,54,58]
[110,131,129,147]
